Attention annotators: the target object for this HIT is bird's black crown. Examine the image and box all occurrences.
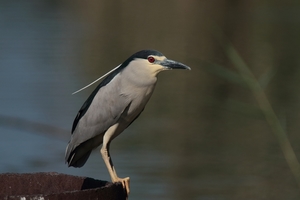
[132,49,164,59]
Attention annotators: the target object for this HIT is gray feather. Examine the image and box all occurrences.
[65,51,160,167]
[65,79,155,166]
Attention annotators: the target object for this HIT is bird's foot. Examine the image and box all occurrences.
[114,177,130,198]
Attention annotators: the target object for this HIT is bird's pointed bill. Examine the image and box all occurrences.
[160,59,191,70]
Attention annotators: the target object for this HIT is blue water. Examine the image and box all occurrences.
[0,2,184,199]
[1,1,299,200]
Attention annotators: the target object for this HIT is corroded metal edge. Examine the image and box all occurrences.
[0,172,126,200]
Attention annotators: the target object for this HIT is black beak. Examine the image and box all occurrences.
[160,59,191,70]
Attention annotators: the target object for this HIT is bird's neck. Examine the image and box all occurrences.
[122,65,158,87]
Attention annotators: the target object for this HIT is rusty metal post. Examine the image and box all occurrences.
[0,172,127,200]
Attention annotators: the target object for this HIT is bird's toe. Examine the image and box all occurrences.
[115,177,130,197]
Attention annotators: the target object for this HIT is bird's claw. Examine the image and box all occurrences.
[115,177,130,198]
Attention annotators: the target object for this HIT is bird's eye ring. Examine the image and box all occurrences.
[147,56,155,63]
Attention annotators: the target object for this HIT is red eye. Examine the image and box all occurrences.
[148,56,155,63]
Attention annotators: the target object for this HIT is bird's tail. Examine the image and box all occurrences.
[65,141,93,168]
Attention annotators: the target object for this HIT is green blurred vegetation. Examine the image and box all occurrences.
[2,0,299,199]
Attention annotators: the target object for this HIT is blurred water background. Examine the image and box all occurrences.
[1,1,300,199]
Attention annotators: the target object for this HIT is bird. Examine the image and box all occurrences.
[65,49,190,197]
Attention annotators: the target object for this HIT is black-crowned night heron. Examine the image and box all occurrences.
[65,49,190,197]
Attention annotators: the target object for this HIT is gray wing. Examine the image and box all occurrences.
[71,64,126,133]
[65,69,131,167]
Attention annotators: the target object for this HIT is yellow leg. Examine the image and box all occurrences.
[100,144,130,197]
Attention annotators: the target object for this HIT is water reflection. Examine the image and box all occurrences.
[1,1,300,200]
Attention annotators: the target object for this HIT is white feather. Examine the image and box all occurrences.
[72,64,121,95]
